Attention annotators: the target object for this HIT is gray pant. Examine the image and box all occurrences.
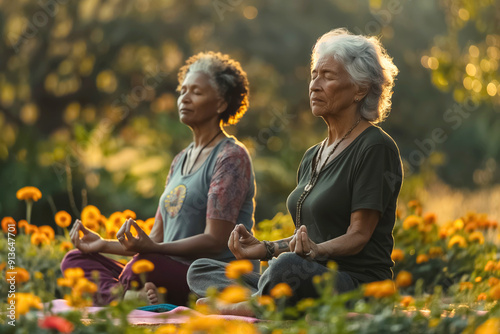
[187,252,359,304]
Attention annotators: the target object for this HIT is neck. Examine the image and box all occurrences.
[191,121,224,148]
[324,110,361,145]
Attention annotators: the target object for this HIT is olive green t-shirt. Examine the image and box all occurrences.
[286,126,403,282]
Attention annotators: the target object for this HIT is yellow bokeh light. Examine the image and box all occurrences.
[243,6,258,20]
[471,79,482,93]
[428,57,439,70]
[487,83,498,97]
[465,63,477,76]
[487,46,499,60]
[480,59,491,72]
[463,77,472,90]
[420,56,429,68]
[96,70,118,93]
[458,8,469,21]
[20,103,39,125]
[64,102,80,123]
[469,45,480,58]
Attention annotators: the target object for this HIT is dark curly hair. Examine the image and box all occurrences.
[177,52,250,125]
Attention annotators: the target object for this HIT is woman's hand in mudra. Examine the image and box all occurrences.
[290,225,320,260]
[116,219,158,253]
[70,219,105,253]
[228,224,266,260]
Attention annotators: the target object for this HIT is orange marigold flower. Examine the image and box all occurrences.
[484,261,497,271]
[468,231,485,244]
[438,227,448,239]
[18,219,28,229]
[416,254,429,264]
[16,186,42,202]
[106,224,119,239]
[74,277,98,295]
[429,246,443,258]
[31,232,50,246]
[39,316,74,334]
[453,219,465,230]
[39,225,55,240]
[2,217,17,234]
[400,295,415,307]
[83,219,100,232]
[81,205,101,224]
[391,248,405,262]
[395,270,413,287]
[218,285,250,304]
[407,200,420,210]
[464,222,477,233]
[24,224,39,235]
[477,293,488,301]
[257,295,275,306]
[475,277,482,283]
[107,212,126,229]
[5,267,30,284]
[448,235,467,248]
[60,241,73,252]
[8,293,42,317]
[131,259,155,274]
[270,282,293,299]
[55,211,72,228]
[489,285,500,300]
[226,260,254,279]
[459,282,474,291]
[488,220,498,229]
[488,277,500,287]
[64,267,85,280]
[423,212,437,225]
[364,280,396,298]
[475,318,500,334]
[122,209,136,219]
[402,215,423,230]
[0,262,5,271]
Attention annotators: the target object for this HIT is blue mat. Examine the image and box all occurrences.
[137,303,178,313]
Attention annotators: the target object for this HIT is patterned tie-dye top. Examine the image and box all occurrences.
[159,136,255,264]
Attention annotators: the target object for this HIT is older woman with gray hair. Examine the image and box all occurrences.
[62,52,256,306]
[187,28,403,316]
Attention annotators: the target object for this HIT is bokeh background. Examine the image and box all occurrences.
[1,0,499,226]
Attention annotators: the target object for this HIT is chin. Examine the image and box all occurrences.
[310,106,325,118]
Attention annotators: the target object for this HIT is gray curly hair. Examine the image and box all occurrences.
[311,28,398,124]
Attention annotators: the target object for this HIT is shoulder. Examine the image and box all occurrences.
[357,125,400,156]
[216,137,252,163]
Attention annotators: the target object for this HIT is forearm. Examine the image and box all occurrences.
[316,232,368,259]
[154,233,227,260]
[100,240,137,256]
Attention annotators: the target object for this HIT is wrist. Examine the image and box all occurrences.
[261,240,275,261]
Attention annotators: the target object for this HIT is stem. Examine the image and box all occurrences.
[26,200,33,225]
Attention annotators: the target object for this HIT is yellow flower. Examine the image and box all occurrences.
[8,293,42,318]
[403,215,423,230]
[55,210,72,228]
[2,217,17,234]
[107,212,126,229]
[131,259,155,274]
[400,295,414,307]
[57,278,72,287]
[429,247,443,258]
[448,235,467,248]
[218,285,250,304]
[474,318,500,334]
[60,241,73,252]
[453,219,465,229]
[39,225,55,240]
[122,209,136,219]
[257,295,275,311]
[416,254,429,264]
[270,282,293,299]
[155,324,178,334]
[24,224,39,235]
[30,232,50,246]
[296,298,315,311]
[17,219,28,230]
[469,231,485,244]
[395,270,412,287]
[391,248,405,262]
[16,186,42,201]
[64,267,85,281]
[226,260,254,279]
[475,277,483,283]
[488,277,500,287]
[74,277,98,295]
[81,205,101,225]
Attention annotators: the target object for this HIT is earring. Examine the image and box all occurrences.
[355,98,359,102]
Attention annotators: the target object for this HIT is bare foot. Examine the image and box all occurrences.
[144,282,159,305]
[196,297,255,317]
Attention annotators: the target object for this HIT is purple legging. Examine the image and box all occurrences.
[60,250,191,306]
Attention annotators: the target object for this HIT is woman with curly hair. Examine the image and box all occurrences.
[61,52,256,306]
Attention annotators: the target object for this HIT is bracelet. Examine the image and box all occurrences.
[261,240,275,261]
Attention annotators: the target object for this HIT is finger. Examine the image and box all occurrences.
[77,221,90,235]
[131,220,146,237]
[236,224,250,237]
[228,230,235,248]
[69,219,77,235]
[301,231,311,255]
[231,230,242,257]
[294,233,303,254]
[289,234,296,252]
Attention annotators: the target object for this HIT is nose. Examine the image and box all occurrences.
[178,91,191,105]
[309,76,320,94]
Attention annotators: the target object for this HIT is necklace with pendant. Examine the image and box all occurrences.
[295,117,362,229]
[183,130,223,175]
